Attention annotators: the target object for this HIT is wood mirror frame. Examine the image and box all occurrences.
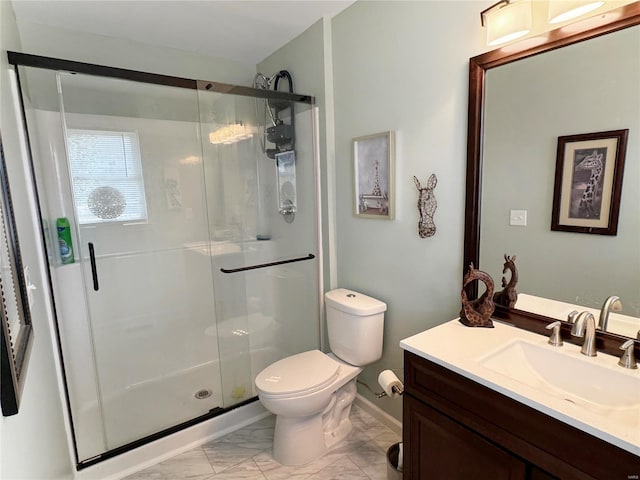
[464,2,640,357]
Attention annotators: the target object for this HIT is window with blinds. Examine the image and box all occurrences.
[0,204,22,351]
[66,129,148,225]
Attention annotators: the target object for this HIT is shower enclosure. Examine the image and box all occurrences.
[10,53,320,467]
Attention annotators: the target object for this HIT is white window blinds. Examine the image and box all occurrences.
[66,129,148,224]
[0,204,21,348]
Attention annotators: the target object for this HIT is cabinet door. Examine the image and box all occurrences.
[404,394,526,480]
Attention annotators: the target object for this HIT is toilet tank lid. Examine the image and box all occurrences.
[325,288,387,316]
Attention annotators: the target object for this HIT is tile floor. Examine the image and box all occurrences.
[125,405,401,479]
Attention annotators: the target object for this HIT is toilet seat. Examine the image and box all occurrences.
[255,350,340,398]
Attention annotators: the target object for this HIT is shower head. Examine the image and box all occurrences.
[254,70,295,159]
[253,72,279,90]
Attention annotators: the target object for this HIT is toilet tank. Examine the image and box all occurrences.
[325,288,386,366]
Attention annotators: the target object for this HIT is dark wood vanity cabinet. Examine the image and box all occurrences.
[403,351,640,480]
[404,394,527,479]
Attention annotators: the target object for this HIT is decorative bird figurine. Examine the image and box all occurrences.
[459,263,495,328]
[493,254,518,309]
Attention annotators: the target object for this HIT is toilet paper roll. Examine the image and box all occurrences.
[378,370,404,398]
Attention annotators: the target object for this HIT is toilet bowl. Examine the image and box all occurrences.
[255,288,386,465]
[256,350,361,465]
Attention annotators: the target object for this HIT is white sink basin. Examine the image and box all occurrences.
[479,340,640,411]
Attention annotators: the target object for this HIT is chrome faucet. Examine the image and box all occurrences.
[570,311,597,357]
[598,295,622,331]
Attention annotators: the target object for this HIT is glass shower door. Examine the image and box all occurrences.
[56,72,222,454]
[197,88,321,405]
[18,62,321,463]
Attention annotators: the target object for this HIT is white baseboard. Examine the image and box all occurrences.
[354,394,402,436]
[74,401,268,480]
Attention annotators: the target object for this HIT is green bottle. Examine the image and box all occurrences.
[56,217,74,264]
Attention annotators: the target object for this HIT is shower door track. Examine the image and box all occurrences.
[76,396,258,470]
[7,51,315,104]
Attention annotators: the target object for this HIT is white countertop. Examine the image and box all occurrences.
[400,319,640,456]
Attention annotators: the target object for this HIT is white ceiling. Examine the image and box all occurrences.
[11,0,355,64]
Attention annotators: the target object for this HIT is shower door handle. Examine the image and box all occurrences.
[88,242,99,291]
[220,253,315,274]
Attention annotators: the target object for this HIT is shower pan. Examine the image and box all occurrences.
[10,53,320,468]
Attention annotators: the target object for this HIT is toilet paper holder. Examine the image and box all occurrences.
[376,384,404,399]
[377,369,404,399]
[357,368,404,399]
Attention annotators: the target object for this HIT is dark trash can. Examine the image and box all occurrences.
[387,442,402,479]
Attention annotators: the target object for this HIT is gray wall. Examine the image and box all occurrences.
[0,2,73,478]
[331,1,484,419]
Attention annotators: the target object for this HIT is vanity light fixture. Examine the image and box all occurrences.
[481,0,532,46]
[548,0,605,24]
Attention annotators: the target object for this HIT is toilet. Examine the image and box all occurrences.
[255,288,386,465]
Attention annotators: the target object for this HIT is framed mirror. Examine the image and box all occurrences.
[464,3,640,356]
[0,133,34,416]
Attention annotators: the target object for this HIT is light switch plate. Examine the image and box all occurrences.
[510,209,527,226]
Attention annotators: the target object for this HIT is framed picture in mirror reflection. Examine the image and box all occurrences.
[551,129,628,235]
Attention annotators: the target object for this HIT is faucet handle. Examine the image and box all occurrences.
[566,310,579,323]
[545,321,563,347]
[618,340,638,370]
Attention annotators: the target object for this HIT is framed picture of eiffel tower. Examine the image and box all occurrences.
[353,131,395,219]
[551,129,628,235]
